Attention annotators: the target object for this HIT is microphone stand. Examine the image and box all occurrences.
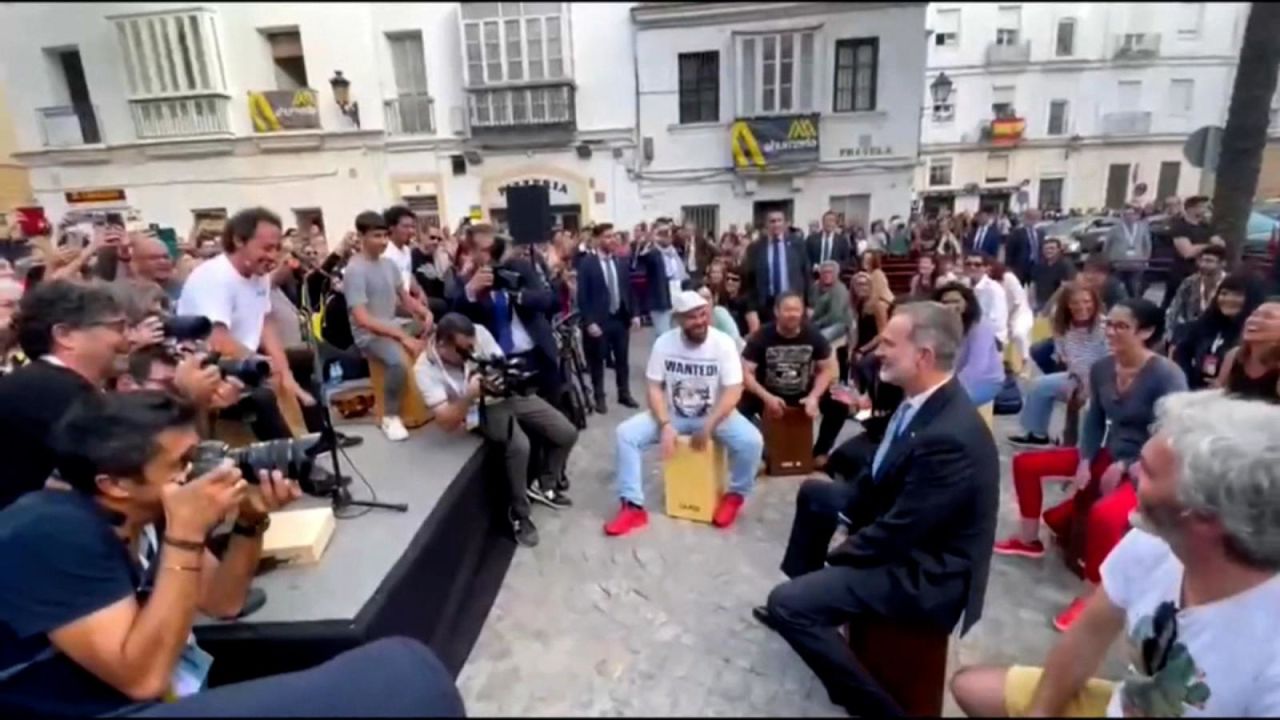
[298,268,408,514]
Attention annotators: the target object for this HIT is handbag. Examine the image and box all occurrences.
[992,371,1023,415]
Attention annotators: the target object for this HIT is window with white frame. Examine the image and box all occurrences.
[387,32,433,134]
[112,9,228,98]
[736,30,817,116]
[1168,79,1194,115]
[985,153,1010,183]
[1176,3,1203,39]
[461,2,567,86]
[1055,18,1076,57]
[933,9,960,47]
[995,6,1021,46]
[928,157,953,187]
[991,85,1016,119]
[1047,99,1069,136]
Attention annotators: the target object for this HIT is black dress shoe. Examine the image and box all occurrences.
[617,395,640,409]
[752,605,779,632]
[595,396,608,414]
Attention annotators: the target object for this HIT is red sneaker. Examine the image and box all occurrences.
[713,493,745,528]
[1052,596,1088,633]
[993,537,1046,559]
[603,502,648,537]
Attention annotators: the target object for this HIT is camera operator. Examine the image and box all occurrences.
[116,345,244,414]
[175,207,329,442]
[414,313,578,548]
[452,224,562,404]
[0,280,128,509]
[0,391,464,717]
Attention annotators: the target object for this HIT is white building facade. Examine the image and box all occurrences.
[916,2,1249,216]
[633,2,927,234]
[0,2,641,235]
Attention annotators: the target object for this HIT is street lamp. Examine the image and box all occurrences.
[929,72,953,106]
[329,70,361,128]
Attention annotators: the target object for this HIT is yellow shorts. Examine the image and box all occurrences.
[1004,666,1115,718]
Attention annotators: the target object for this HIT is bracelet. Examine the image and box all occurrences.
[163,536,205,552]
[163,564,202,573]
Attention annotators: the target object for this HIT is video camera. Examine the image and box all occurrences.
[202,351,271,387]
[468,352,537,399]
[189,433,325,494]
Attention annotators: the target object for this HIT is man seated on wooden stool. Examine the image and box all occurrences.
[604,291,763,536]
[738,291,841,468]
[345,210,433,442]
[752,301,1000,716]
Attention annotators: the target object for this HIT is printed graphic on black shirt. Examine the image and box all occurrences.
[665,357,720,418]
[765,344,816,398]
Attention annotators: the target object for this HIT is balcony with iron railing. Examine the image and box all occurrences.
[1101,111,1153,136]
[1111,33,1161,61]
[467,82,575,134]
[985,40,1031,65]
[384,94,436,136]
[129,94,231,140]
[37,105,102,147]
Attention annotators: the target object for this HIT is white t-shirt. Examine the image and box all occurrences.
[971,275,1010,345]
[381,241,413,293]
[176,254,272,351]
[645,326,742,420]
[1101,529,1280,717]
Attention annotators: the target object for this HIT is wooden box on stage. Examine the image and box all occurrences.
[261,507,336,565]
[763,406,814,476]
[368,346,433,429]
[663,437,726,524]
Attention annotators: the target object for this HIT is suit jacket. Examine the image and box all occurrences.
[966,224,1004,258]
[826,378,999,635]
[745,233,811,311]
[1004,225,1040,283]
[449,257,558,364]
[577,252,634,326]
[634,246,682,312]
[805,231,853,269]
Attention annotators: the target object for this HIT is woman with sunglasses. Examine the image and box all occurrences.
[1217,298,1280,403]
[720,266,760,340]
[1172,273,1263,391]
[933,282,1005,406]
[995,298,1187,632]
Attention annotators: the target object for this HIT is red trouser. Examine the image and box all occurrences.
[1011,447,1136,583]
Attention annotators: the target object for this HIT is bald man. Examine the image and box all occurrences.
[127,233,180,302]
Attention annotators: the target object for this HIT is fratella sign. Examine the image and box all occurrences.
[495,177,574,206]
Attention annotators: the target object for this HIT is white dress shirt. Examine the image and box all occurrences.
[971,275,1010,345]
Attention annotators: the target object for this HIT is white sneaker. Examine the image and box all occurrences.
[380,415,409,442]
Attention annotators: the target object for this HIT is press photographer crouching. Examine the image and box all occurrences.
[414,313,578,548]
[0,392,464,717]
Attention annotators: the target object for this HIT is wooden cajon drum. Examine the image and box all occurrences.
[210,384,309,448]
[763,405,814,476]
[978,402,994,432]
[261,507,336,565]
[847,619,950,717]
[663,437,726,524]
[368,347,433,429]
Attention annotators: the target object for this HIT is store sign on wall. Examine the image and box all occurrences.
[838,145,893,158]
[65,188,127,204]
[496,178,574,205]
[730,114,820,170]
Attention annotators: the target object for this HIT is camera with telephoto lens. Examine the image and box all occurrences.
[491,266,524,293]
[468,353,537,399]
[162,315,213,342]
[188,433,322,487]
[201,351,271,387]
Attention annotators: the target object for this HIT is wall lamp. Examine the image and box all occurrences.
[329,70,361,129]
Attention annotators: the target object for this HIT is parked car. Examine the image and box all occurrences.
[1037,215,1115,260]
[1145,209,1278,284]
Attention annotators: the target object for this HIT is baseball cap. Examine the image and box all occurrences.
[671,290,708,314]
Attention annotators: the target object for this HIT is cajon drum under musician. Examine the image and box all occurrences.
[763,405,814,476]
[368,346,433,429]
[663,436,727,524]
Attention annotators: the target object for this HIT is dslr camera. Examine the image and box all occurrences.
[189,433,325,494]
[469,353,537,399]
[491,266,524,293]
[202,351,271,387]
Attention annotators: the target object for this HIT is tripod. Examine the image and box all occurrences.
[298,276,408,515]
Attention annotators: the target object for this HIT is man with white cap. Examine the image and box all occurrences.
[605,290,764,536]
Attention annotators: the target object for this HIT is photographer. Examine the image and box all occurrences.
[0,392,463,717]
[175,207,327,441]
[116,345,244,414]
[0,280,128,509]
[414,313,578,548]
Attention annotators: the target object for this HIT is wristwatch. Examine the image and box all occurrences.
[232,515,271,538]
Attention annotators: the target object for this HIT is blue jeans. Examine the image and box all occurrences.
[1030,338,1061,375]
[614,410,763,506]
[1019,371,1072,437]
[650,310,673,336]
[965,376,1003,407]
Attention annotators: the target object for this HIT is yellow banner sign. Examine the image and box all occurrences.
[248,89,320,132]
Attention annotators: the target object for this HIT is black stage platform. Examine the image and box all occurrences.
[195,424,515,686]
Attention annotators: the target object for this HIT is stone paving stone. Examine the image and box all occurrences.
[456,329,1127,716]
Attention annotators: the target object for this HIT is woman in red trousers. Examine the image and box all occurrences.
[993,298,1188,632]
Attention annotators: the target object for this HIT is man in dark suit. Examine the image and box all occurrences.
[752,300,999,716]
[451,224,562,403]
[632,219,685,336]
[966,209,1004,258]
[1004,208,1042,284]
[578,223,639,413]
[745,210,810,324]
[805,210,853,271]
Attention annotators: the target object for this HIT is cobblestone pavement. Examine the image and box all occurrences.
[457,328,1126,717]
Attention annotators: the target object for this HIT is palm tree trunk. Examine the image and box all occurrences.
[1212,2,1280,268]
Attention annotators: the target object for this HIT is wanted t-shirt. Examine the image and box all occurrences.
[1101,529,1280,717]
[646,327,742,420]
[176,253,272,351]
[742,324,832,402]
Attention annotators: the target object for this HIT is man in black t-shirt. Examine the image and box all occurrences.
[739,292,845,461]
[1028,238,1077,312]
[1163,195,1224,311]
